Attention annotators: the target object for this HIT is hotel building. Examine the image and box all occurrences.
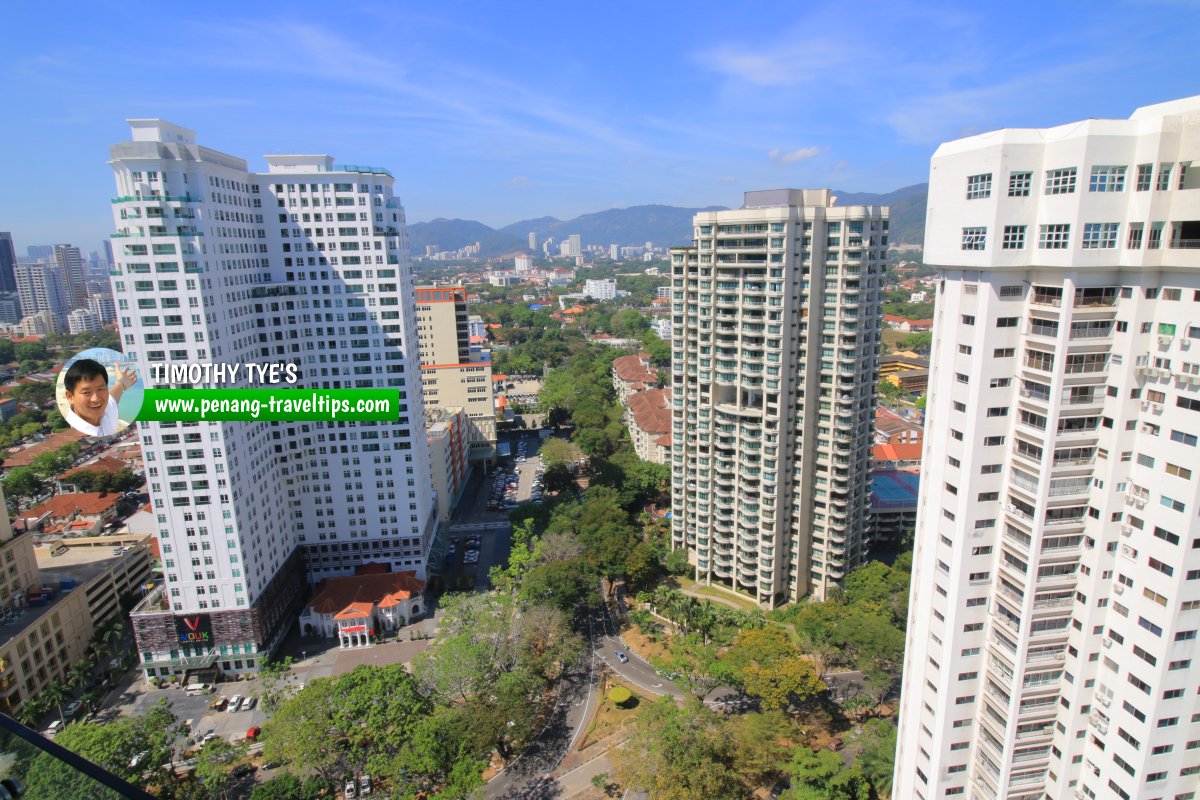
[108,120,434,679]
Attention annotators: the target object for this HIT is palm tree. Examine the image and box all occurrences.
[14,697,46,728]
[41,681,68,726]
[69,658,92,691]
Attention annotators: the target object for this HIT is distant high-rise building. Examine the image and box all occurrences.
[895,95,1200,800]
[670,189,886,605]
[52,244,86,308]
[583,278,617,301]
[102,239,114,267]
[415,285,496,458]
[109,119,434,680]
[609,244,620,260]
[26,245,52,262]
[565,234,582,257]
[514,255,532,273]
[14,262,69,323]
[86,293,116,324]
[0,294,20,325]
[528,231,537,251]
[66,307,101,335]
[0,233,16,293]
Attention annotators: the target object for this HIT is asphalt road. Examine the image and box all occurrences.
[483,609,598,800]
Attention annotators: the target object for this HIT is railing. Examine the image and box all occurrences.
[1169,239,1200,249]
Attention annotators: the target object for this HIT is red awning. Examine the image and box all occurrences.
[340,625,366,633]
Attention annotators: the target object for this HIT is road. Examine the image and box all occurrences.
[483,608,598,800]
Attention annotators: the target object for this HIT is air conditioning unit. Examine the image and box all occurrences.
[1141,400,1152,410]
[1182,338,1191,349]
[1113,584,1125,595]
[1103,637,1113,647]
[1159,335,1173,346]
[1120,524,1132,537]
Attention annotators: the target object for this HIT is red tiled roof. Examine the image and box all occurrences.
[333,602,373,620]
[60,456,129,480]
[2,429,86,467]
[628,388,671,435]
[22,492,121,522]
[654,432,671,447]
[612,353,657,386]
[307,571,426,617]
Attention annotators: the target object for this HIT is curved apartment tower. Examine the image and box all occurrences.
[669,189,886,606]
[896,97,1200,799]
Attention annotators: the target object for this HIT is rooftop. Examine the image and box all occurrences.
[2,429,87,468]
[306,570,426,617]
[21,493,122,523]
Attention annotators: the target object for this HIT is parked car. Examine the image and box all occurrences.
[246,725,261,741]
[345,779,358,799]
[228,694,242,710]
[210,696,229,712]
[201,732,219,746]
[47,720,63,737]
[239,696,256,712]
[360,774,373,796]
[64,700,82,718]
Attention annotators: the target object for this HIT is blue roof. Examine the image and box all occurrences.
[529,304,543,310]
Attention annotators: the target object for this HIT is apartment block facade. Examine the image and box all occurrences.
[895,97,1200,800]
[669,189,886,606]
[415,286,496,458]
[109,120,434,679]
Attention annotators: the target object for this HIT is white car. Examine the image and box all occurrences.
[360,775,373,796]
[64,700,82,718]
[228,694,242,710]
[345,779,358,798]
[239,696,256,712]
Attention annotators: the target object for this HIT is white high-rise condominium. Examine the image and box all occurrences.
[109,120,433,679]
[669,189,886,606]
[895,97,1200,800]
[53,244,86,309]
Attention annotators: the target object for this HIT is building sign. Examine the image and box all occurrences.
[175,613,213,645]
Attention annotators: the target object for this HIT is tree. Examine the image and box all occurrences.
[613,698,743,800]
[519,557,593,611]
[257,656,295,713]
[69,658,93,691]
[194,738,243,800]
[723,627,825,711]
[42,680,69,726]
[250,774,324,800]
[664,547,691,576]
[876,378,903,401]
[623,541,660,592]
[23,700,180,796]
[542,463,575,494]
[30,448,73,479]
[897,331,933,352]
[783,747,871,800]
[852,718,897,797]
[397,705,487,799]
[538,437,577,469]
[914,393,927,411]
[4,467,44,501]
[729,711,792,786]
[608,686,633,706]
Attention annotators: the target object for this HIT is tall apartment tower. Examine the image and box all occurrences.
[53,244,86,308]
[14,262,69,322]
[669,189,886,606]
[109,119,434,679]
[0,233,17,293]
[895,97,1200,800]
[415,286,496,458]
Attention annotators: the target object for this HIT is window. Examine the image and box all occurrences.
[987,407,1008,416]
[1009,171,1032,197]
[1127,223,1143,249]
[997,316,1018,327]
[1166,463,1192,479]
[1039,224,1071,249]
[1136,163,1153,191]
[966,174,992,199]
[1170,429,1197,446]
[961,227,986,250]
[1161,495,1185,512]
[1156,162,1173,190]
[1082,223,1119,249]
[984,436,1005,446]
[1045,168,1077,195]
[994,348,1014,357]
[961,315,975,326]
[1002,225,1026,249]
[1089,165,1126,192]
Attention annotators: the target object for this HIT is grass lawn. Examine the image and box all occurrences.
[881,329,909,354]
[581,678,644,748]
[669,576,762,612]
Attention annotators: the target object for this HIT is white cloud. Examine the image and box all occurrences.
[769,146,821,163]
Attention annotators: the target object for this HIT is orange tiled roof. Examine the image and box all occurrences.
[333,602,374,620]
[2,429,86,467]
[22,492,121,521]
[872,443,924,462]
[60,456,129,480]
[612,353,657,386]
[628,388,671,435]
[307,571,426,617]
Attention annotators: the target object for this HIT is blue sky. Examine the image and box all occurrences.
[2,0,1197,254]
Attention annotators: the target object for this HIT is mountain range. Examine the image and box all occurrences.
[408,183,928,260]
